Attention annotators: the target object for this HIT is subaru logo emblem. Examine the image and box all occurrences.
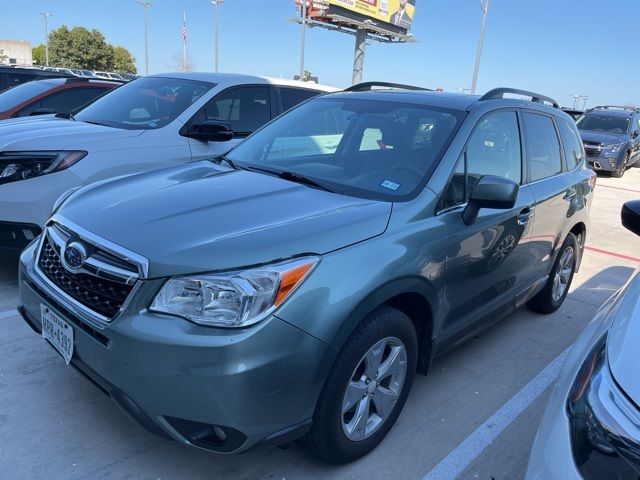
[62,242,87,271]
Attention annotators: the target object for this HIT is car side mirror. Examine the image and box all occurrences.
[183,120,234,142]
[632,130,640,139]
[30,107,56,116]
[462,175,519,225]
[622,200,640,236]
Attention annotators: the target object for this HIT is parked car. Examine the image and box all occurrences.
[0,73,336,251]
[577,105,640,177]
[0,65,70,93]
[526,200,640,480]
[17,85,594,462]
[561,107,583,121]
[0,77,118,120]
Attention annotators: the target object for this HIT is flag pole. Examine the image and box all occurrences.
[182,10,187,71]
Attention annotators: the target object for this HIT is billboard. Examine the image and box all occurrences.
[329,0,416,31]
[296,0,416,35]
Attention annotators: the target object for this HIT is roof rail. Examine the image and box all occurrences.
[344,81,431,92]
[65,77,125,84]
[586,105,640,113]
[479,87,559,109]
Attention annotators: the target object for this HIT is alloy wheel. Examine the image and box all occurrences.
[552,246,574,302]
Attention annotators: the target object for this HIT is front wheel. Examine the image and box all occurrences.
[612,153,629,178]
[302,305,417,463]
[527,233,578,313]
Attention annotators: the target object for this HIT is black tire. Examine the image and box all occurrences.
[527,233,578,314]
[301,305,417,463]
[612,153,628,178]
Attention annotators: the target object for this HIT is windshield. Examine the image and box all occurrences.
[226,97,465,201]
[0,81,55,111]
[576,114,630,134]
[74,76,213,130]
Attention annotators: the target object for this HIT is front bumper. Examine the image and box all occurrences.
[18,242,336,453]
[0,169,83,249]
[586,152,623,172]
[525,289,624,479]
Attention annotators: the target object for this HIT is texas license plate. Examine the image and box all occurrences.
[41,304,74,365]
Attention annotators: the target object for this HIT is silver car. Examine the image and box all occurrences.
[526,200,640,479]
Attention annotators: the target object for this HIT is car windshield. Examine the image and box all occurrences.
[0,81,55,111]
[576,114,630,134]
[74,76,213,130]
[226,97,465,201]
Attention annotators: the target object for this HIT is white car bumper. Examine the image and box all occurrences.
[0,170,82,249]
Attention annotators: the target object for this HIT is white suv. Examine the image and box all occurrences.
[0,73,336,251]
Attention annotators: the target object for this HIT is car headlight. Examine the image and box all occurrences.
[0,150,87,185]
[150,257,319,327]
[604,143,623,153]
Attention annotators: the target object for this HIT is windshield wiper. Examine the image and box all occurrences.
[245,165,334,192]
[213,155,240,170]
[82,120,107,127]
[55,112,75,120]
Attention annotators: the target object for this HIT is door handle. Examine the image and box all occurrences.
[517,207,532,226]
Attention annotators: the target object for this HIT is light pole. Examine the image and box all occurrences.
[211,0,224,73]
[470,0,490,94]
[299,0,307,81]
[137,2,152,76]
[39,13,52,66]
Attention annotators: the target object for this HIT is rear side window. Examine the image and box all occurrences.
[194,86,271,135]
[522,112,562,182]
[18,87,110,116]
[279,87,321,112]
[557,118,583,170]
[443,111,522,209]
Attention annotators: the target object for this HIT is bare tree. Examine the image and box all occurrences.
[170,51,195,72]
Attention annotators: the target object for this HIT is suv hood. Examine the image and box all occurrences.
[58,161,392,277]
[607,271,640,405]
[579,130,627,145]
[0,116,143,151]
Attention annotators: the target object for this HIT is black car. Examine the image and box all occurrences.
[561,108,583,121]
[577,106,640,177]
[0,66,71,93]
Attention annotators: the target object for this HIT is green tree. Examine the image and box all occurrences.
[0,49,6,63]
[32,44,46,65]
[112,46,136,74]
[47,25,136,72]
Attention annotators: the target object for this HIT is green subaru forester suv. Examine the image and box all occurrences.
[18,84,594,463]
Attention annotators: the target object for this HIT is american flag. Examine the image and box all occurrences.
[181,12,188,42]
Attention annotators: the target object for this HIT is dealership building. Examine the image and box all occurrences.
[0,39,33,66]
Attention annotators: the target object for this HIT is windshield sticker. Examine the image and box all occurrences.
[380,180,401,191]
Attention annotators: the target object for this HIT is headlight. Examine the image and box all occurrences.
[150,257,319,327]
[604,143,623,153]
[51,186,82,215]
[0,150,87,185]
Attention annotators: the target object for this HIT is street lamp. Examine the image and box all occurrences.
[136,2,152,76]
[39,13,52,66]
[470,0,491,95]
[299,0,307,81]
[211,0,224,73]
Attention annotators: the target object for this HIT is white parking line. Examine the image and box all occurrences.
[422,347,570,480]
[0,309,17,320]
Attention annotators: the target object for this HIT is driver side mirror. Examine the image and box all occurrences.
[462,175,519,225]
[183,120,234,142]
[622,200,640,236]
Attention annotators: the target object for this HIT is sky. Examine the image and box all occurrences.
[1,0,638,108]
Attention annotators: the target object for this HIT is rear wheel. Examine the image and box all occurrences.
[527,233,577,313]
[302,305,417,463]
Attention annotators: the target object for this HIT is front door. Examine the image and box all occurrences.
[439,110,537,344]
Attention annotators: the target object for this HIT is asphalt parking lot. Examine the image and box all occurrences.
[2,168,640,480]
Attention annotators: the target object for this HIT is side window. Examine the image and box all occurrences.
[193,86,271,135]
[443,111,522,209]
[558,118,583,169]
[279,87,321,112]
[522,112,562,181]
[18,88,109,116]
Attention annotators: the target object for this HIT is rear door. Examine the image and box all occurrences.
[276,86,324,114]
[16,87,111,116]
[440,109,537,343]
[523,111,577,280]
[186,85,274,161]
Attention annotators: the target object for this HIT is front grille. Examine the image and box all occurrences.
[38,237,133,319]
[583,141,602,157]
